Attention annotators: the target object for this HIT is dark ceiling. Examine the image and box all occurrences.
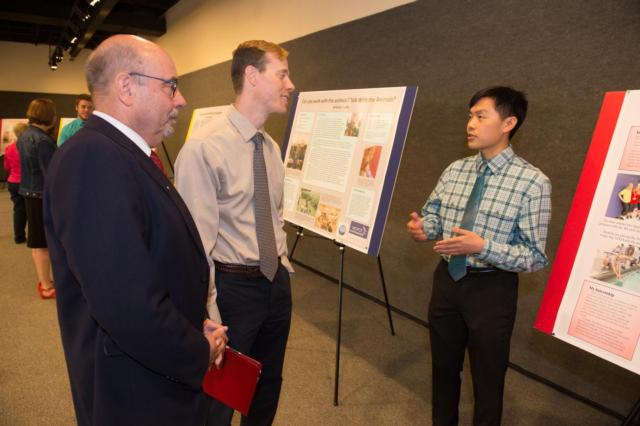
[0,0,179,67]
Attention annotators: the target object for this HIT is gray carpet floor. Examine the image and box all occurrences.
[0,189,618,425]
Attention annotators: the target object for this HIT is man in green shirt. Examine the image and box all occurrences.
[58,93,94,146]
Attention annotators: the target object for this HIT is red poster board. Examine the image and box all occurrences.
[534,91,640,374]
[535,92,626,333]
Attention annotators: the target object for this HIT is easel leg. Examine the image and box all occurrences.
[289,226,304,261]
[334,243,346,406]
[377,255,396,336]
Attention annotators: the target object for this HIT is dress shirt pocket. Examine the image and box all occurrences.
[482,199,518,237]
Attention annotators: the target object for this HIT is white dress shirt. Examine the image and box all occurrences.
[93,110,151,157]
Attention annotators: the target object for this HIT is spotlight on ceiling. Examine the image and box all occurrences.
[48,45,64,70]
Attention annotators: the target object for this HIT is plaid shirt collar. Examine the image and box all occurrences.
[475,144,515,175]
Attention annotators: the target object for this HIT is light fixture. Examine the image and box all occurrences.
[48,44,64,70]
[49,0,104,69]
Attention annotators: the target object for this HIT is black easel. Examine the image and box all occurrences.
[289,225,395,406]
[333,241,346,407]
[623,397,640,425]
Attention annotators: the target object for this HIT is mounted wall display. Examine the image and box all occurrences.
[536,91,640,375]
[184,105,229,143]
[0,118,28,154]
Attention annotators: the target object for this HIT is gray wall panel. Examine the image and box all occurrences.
[166,0,640,415]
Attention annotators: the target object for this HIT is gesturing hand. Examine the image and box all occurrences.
[407,212,427,242]
[433,227,485,255]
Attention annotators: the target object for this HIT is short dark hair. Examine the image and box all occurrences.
[76,94,92,105]
[469,86,528,139]
[230,40,288,94]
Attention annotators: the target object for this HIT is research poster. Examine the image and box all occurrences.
[184,105,229,142]
[281,87,417,256]
[536,90,640,374]
[0,118,28,154]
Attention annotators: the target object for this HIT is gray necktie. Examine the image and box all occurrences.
[252,132,278,282]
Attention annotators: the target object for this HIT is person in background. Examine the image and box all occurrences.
[4,122,29,244]
[43,34,227,426]
[57,93,94,146]
[17,99,58,299]
[175,40,295,425]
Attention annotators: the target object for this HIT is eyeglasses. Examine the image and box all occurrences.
[128,72,178,97]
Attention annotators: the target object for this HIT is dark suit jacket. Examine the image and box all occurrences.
[44,115,211,426]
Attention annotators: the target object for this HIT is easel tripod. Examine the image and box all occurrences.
[289,225,395,406]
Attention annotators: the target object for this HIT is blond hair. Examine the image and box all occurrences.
[12,122,28,140]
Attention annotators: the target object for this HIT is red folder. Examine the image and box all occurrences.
[202,347,262,416]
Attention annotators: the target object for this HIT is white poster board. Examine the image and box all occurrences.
[281,87,417,256]
[0,118,28,155]
[184,105,229,143]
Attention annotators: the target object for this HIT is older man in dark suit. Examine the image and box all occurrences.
[43,34,227,426]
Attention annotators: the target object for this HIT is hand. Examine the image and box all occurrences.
[433,227,485,255]
[407,212,427,242]
[204,319,228,368]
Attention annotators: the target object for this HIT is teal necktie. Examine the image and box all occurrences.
[448,163,489,281]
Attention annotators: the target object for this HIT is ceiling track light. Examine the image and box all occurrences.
[48,56,59,71]
[50,0,107,69]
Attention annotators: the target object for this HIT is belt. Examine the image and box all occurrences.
[466,265,500,274]
[214,261,263,278]
[442,259,499,274]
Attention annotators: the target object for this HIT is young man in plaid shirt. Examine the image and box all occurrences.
[407,86,552,426]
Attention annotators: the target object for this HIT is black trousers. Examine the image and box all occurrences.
[429,260,518,426]
[207,263,292,426]
[8,182,26,243]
